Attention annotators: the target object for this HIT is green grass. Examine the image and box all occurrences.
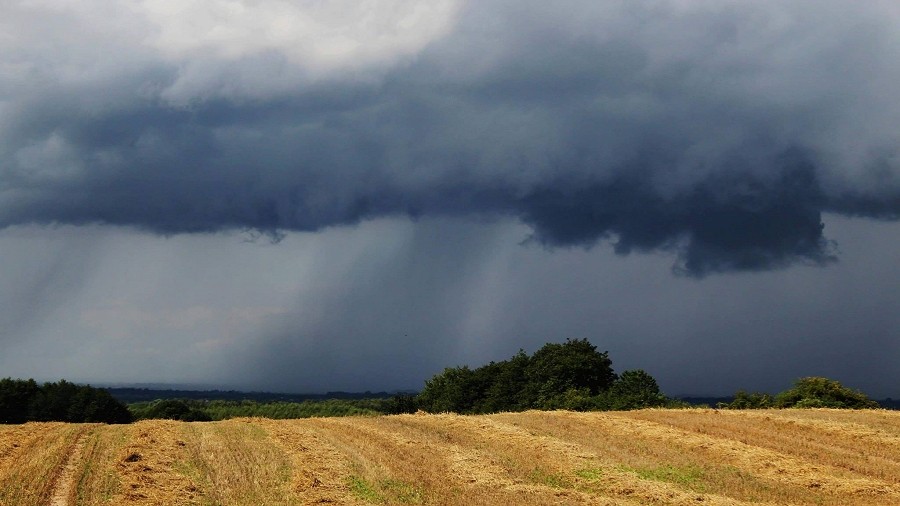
[380,479,425,504]
[574,467,604,481]
[621,464,705,488]
[348,476,385,503]
[528,467,572,488]
[347,476,425,504]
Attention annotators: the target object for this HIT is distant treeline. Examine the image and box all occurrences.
[2,339,892,425]
[417,339,670,414]
[0,378,132,424]
[128,397,415,421]
[414,339,888,414]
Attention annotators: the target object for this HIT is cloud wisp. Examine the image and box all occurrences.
[1,0,899,275]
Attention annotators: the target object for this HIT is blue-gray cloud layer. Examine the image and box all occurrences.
[2,1,899,275]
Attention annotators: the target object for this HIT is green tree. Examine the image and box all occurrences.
[416,339,666,414]
[29,380,133,423]
[417,366,478,413]
[479,350,531,413]
[29,380,79,422]
[606,370,667,410]
[385,394,418,414]
[774,377,878,409]
[14,380,132,424]
[68,387,133,423]
[724,390,774,409]
[524,339,616,407]
[134,399,212,421]
[0,378,39,424]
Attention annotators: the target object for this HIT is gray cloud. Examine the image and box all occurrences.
[2,0,899,277]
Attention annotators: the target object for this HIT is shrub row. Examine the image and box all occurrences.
[722,376,879,409]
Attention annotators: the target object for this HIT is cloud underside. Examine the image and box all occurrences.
[2,1,899,276]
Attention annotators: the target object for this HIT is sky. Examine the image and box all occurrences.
[1,0,898,397]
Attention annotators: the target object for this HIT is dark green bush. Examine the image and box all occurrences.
[722,377,878,410]
[131,399,212,421]
[724,390,774,409]
[774,377,878,409]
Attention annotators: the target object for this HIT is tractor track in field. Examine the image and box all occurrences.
[49,427,91,506]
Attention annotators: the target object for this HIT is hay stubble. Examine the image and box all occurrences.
[2,409,899,505]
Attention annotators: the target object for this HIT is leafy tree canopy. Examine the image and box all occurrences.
[774,377,879,409]
[418,339,667,414]
[131,399,213,421]
[605,370,668,410]
[722,377,879,410]
[726,390,775,409]
[0,378,132,424]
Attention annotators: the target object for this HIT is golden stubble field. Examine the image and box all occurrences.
[2,409,900,505]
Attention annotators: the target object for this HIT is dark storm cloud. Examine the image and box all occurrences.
[2,1,899,275]
[515,150,834,274]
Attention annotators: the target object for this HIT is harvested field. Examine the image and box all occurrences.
[1,409,899,505]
